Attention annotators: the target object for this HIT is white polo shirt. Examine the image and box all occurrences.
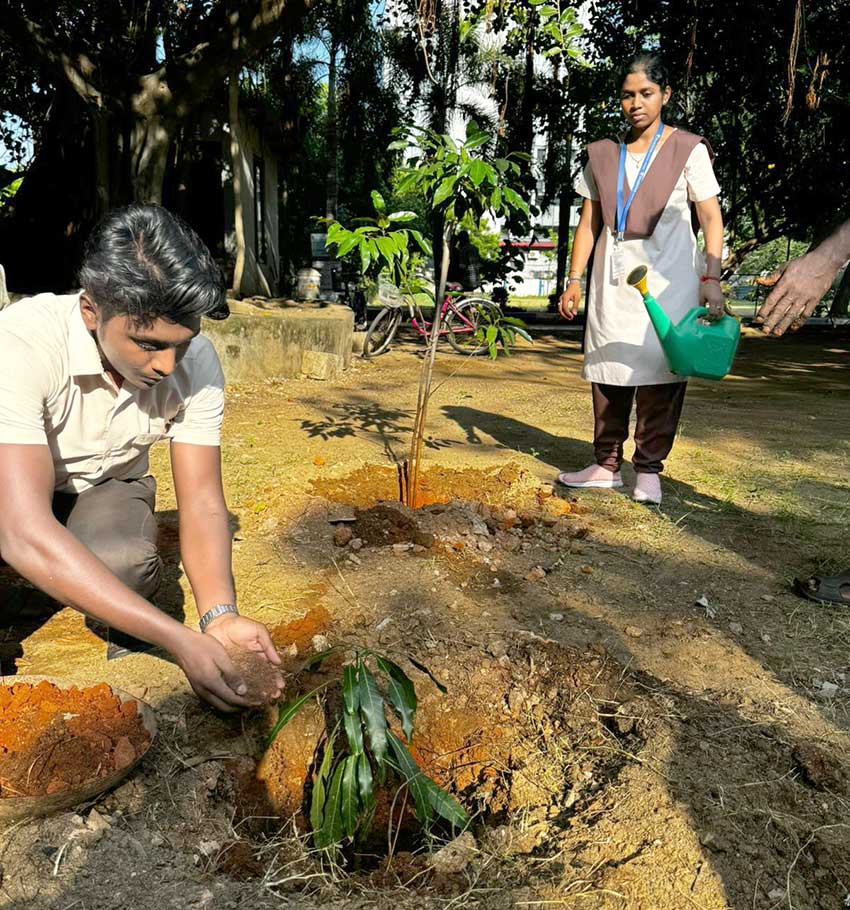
[0,293,225,494]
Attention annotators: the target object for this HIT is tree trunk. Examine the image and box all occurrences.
[828,264,850,317]
[229,72,247,297]
[325,36,339,220]
[406,224,452,508]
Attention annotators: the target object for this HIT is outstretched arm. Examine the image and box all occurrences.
[756,217,850,336]
[0,443,256,711]
[171,442,282,695]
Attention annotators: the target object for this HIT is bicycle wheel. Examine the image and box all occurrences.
[445,297,500,355]
[362,307,403,358]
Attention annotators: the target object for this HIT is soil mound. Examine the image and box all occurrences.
[0,681,150,797]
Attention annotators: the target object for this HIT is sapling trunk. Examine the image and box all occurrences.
[405,225,452,507]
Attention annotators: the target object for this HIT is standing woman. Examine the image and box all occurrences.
[558,54,725,505]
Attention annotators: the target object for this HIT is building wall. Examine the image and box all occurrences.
[222,112,280,297]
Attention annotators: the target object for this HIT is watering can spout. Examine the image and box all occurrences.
[627,265,672,341]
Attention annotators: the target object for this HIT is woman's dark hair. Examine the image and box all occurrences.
[622,54,670,89]
[79,203,228,324]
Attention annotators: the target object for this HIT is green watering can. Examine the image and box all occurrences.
[626,265,740,381]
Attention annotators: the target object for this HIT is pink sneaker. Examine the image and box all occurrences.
[556,464,623,489]
[633,473,662,505]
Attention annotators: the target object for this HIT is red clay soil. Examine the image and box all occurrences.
[0,681,150,798]
[311,463,527,508]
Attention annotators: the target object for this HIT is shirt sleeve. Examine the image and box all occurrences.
[0,330,53,445]
[574,163,599,201]
[685,143,721,202]
[167,337,225,446]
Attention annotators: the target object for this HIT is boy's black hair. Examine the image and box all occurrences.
[78,203,228,324]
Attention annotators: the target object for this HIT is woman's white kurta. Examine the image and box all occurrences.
[575,137,721,386]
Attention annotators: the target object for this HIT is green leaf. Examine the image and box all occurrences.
[314,760,345,849]
[343,664,360,714]
[486,324,498,348]
[266,683,325,748]
[490,187,503,209]
[371,190,387,213]
[387,139,409,151]
[463,132,490,151]
[421,776,469,829]
[410,230,433,256]
[388,211,417,223]
[355,225,381,234]
[407,656,448,693]
[468,159,489,188]
[376,656,417,742]
[340,754,360,838]
[335,235,359,258]
[360,244,372,274]
[539,4,558,14]
[358,663,388,771]
[386,730,432,824]
[375,235,398,264]
[310,728,336,833]
[502,187,530,215]
[357,751,375,813]
[514,327,533,343]
[343,705,365,755]
[433,177,457,206]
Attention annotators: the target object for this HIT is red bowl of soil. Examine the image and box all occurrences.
[0,675,157,821]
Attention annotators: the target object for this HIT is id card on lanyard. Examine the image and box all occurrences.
[611,122,664,284]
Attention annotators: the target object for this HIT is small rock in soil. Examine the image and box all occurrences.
[549,612,564,622]
[349,537,363,551]
[311,634,330,652]
[526,566,546,582]
[429,831,477,874]
[729,622,743,634]
[113,736,137,771]
[624,625,644,638]
[333,525,353,547]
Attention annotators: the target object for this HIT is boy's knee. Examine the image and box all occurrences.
[93,536,163,599]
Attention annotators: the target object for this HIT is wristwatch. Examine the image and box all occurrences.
[199,603,239,633]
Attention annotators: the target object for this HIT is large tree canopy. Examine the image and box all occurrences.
[0,0,312,290]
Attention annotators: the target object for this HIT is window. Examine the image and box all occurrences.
[253,155,267,263]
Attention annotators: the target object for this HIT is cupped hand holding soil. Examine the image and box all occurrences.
[225,648,285,706]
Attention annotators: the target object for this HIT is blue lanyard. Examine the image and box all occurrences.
[616,122,664,241]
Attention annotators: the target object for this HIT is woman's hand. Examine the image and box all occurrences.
[699,279,725,322]
[558,282,582,320]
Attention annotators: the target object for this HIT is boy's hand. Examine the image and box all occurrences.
[172,629,256,712]
[204,614,284,700]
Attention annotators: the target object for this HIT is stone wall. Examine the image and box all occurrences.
[203,300,353,382]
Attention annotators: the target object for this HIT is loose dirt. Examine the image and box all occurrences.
[0,330,848,910]
[0,681,150,797]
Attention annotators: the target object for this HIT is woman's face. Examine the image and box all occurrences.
[620,70,671,129]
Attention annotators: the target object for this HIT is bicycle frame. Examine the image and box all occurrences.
[407,292,479,338]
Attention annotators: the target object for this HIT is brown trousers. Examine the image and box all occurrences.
[51,475,163,598]
[592,382,687,475]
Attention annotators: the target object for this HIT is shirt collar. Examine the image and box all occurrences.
[69,294,108,377]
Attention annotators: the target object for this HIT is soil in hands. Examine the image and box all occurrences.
[0,681,150,797]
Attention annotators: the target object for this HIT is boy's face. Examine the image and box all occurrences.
[80,294,200,390]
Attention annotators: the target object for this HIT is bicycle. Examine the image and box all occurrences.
[362,283,500,359]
